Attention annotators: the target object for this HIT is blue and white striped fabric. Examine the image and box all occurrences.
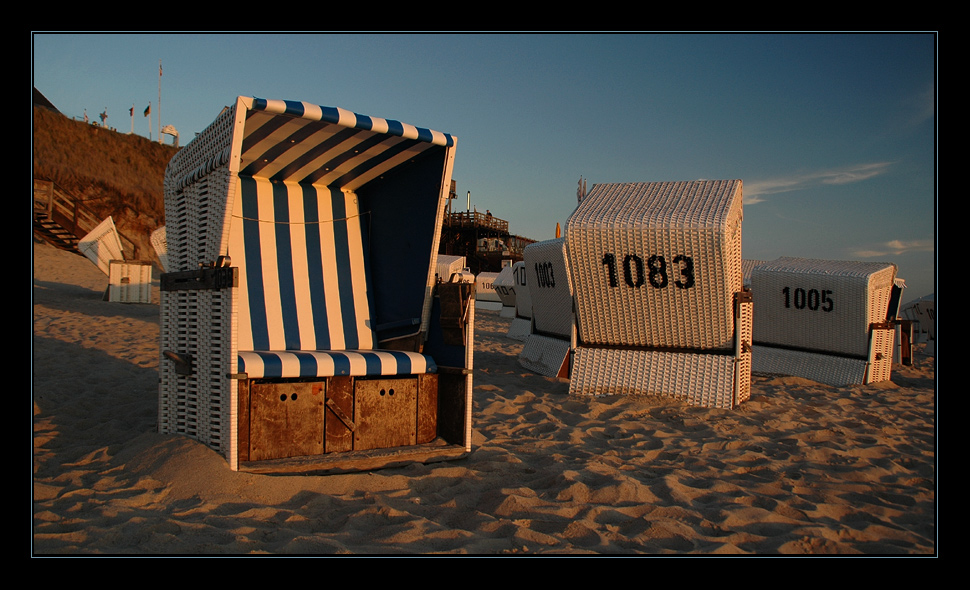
[238,350,435,380]
[229,176,434,379]
[240,98,454,192]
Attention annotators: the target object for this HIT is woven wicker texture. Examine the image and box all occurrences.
[752,345,869,387]
[518,334,571,378]
[524,238,574,339]
[150,225,168,272]
[506,318,532,342]
[569,347,740,409]
[742,259,765,288]
[566,180,743,350]
[751,257,896,358]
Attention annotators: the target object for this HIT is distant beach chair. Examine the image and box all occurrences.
[475,271,503,312]
[150,225,168,273]
[518,237,574,378]
[742,259,765,290]
[750,257,898,386]
[899,293,935,356]
[492,264,518,318]
[566,180,752,409]
[78,216,123,276]
[505,261,533,341]
[78,216,153,303]
[157,96,473,474]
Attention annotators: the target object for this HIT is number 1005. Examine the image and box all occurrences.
[783,286,834,312]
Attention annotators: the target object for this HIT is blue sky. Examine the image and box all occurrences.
[31,32,936,299]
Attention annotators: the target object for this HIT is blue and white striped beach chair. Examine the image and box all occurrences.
[158,97,473,474]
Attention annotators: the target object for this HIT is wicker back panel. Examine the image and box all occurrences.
[752,257,896,358]
[524,238,574,339]
[163,104,239,272]
[566,180,743,350]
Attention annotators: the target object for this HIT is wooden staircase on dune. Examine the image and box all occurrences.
[33,179,137,256]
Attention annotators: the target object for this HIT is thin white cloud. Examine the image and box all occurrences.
[744,162,893,203]
[852,239,934,258]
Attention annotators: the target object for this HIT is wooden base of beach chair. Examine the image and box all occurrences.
[234,371,470,475]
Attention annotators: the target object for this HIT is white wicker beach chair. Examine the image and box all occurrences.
[750,257,897,386]
[475,271,503,311]
[899,294,935,356]
[518,237,574,378]
[493,264,517,318]
[506,261,533,341]
[150,225,168,273]
[78,216,124,276]
[565,180,752,409]
[157,96,473,474]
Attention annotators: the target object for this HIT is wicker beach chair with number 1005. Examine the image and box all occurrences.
[158,97,474,475]
[750,257,898,386]
[565,180,752,409]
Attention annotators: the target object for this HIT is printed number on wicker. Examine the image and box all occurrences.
[601,253,694,290]
[534,262,556,288]
[782,287,834,312]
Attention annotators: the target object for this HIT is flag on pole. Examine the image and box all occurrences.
[144,104,151,116]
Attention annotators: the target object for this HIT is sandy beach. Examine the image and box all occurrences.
[32,238,936,555]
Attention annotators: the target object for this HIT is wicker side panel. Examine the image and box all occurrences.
[163,166,236,273]
[158,286,237,459]
[866,327,895,384]
[734,295,754,405]
[752,258,896,358]
[751,346,868,387]
[162,101,238,274]
[524,238,574,339]
[518,334,570,378]
[567,181,743,350]
[506,317,532,342]
[569,347,738,409]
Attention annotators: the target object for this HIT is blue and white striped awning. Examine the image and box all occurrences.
[237,97,456,191]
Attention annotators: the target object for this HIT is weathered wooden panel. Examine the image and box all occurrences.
[417,374,438,444]
[325,377,355,454]
[249,381,325,461]
[354,378,417,451]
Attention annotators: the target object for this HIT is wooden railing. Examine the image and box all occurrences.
[33,179,139,258]
[445,211,509,233]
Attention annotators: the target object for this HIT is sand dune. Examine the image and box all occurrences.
[32,238,936,555]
